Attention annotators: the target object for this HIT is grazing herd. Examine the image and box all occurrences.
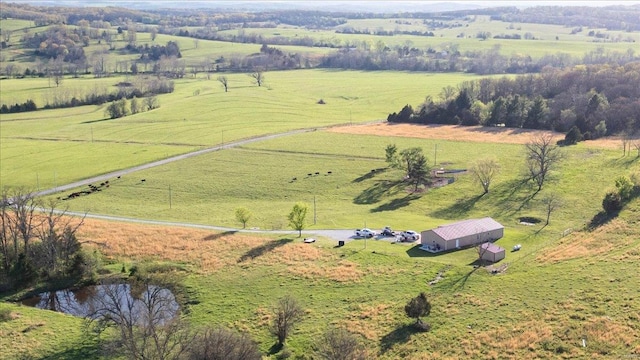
[61,176,146,200]
[291,171,332,183]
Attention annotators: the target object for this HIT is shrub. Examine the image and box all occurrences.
[602,191,622,215]
[0,308,12,322]
[564,126,583,145]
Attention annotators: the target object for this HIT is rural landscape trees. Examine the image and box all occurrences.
[2,1,640,359]
[270,295,305,347]
[287,203,309,237]
[470,158,500,195]
[525,134,563,191]
[404,292,432,331]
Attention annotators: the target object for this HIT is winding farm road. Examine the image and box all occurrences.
[33,128,316,198]
[34,125,379,242]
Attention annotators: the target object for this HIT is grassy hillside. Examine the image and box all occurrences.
[4,196,638,359]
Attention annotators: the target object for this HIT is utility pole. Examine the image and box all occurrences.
[434,144,438,166]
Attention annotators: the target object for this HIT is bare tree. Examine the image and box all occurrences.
[48,56,65,87]
[621,131,632,156]
[270,295,304,346]
[89,278,191,360]
[217,76,229,92]
[541,193,562,226]
[8,189,40,256]
[633,138,640,157]
[249,71,264,87]
[150,27,158,42]
[187,326,262,360]
[34,200,85,277]
[314,327,368,360]
[525,133,563,192]
[470,158,500,195]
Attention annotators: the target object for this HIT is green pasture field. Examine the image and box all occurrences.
[46,130,639,233]
[0,302,101,359]
[1,70,485,189]
[184,222,640,358]
[223,20,639,58]
[0,19,35,32]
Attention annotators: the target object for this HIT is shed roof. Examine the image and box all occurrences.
[432,217,503,241]
[480,242,505,254]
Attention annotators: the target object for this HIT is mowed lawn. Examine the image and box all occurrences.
[1,70,485,189]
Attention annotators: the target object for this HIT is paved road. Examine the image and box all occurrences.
[35,121,399,242]
[63,209,357,242]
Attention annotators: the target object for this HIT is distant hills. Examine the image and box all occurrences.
[3,1,485,12]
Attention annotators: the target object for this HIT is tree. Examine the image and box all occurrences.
[287,203,309,237]
[404,292,431,331]
[270,295,304,346]
[564,125,583,145]
[249,71,264,87]
[406,152,430,192]
[541,193,561,226]
[525,133,562,191]
[602,191,622,215]
[145,96,159,111]
[217,76,229,92]
[105,99,129,119]
[615,175,634,201]
[89,277,192,360]
[130,97,141,114]
[235,207,252,229]
[384,144,398,167]
[150,27,158,42]
[187,326,262,360]
[314,328,367,360]
[398,148,430,191]
[470,158,500,194]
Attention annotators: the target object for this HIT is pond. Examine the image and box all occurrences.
[21,283,179,322]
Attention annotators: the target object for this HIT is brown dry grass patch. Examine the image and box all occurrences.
[537,219,634,263]
[328,123,623,149]
[341,303,395,340]
[77,218,364,281]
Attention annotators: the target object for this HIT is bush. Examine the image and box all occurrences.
[564,126,583,145]
[0,308,12,322]
[602,191,622,215]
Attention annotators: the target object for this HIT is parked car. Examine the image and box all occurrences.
[381,226,395,237]
[399,230,420,241]
[354,228,376,238]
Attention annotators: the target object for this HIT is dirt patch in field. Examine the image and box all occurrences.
[328,123,623,149]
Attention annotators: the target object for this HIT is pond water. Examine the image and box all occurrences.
[21,283,179,322]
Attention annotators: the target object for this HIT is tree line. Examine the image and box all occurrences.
[388,62,640,138]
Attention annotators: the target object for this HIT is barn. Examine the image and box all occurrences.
[479,242,506,263]
[420,217,504,252]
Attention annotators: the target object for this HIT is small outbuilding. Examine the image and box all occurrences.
[479,242,505,263]
[421,217,504,251]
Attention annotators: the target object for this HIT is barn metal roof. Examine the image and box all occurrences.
[480,242,505,254]
[432,217,504,241]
